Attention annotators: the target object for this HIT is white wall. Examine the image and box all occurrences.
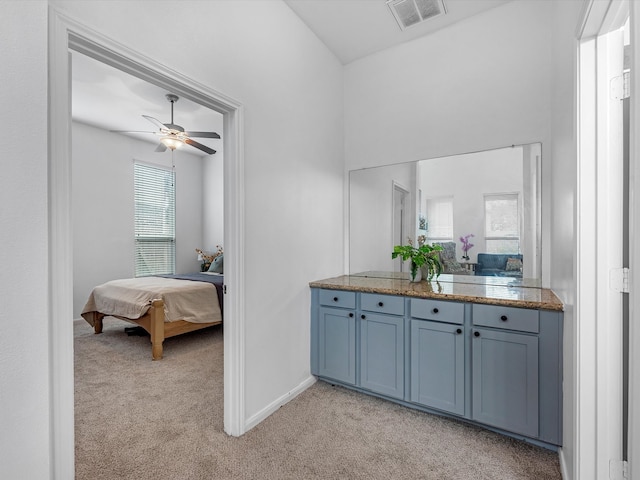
[72,121,209,318]
[345,1,552,170]
[548,1,586,478]
[203,145,224,251]
[52,0,345,429]
[0,2,51,478]
[344,0,553,287]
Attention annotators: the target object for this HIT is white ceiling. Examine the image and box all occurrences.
[71,0,511,152]
[283,0,512,64]
[71,51,223,157]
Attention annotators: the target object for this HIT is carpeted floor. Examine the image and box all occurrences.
[74,318,562,480]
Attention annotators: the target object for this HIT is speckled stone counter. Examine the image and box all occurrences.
[309,274,563,311]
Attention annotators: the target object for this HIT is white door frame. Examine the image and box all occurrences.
[628,3,640,478]
[594,25,625,479]
[576,1,629,478]
[392,181,410,271]
[48,8,246,478]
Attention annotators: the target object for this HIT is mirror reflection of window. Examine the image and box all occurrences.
[425,196,453,243]
[484,193,520,254]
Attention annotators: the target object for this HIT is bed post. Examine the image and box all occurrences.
[93,313,104,334]
[149,299,165,360]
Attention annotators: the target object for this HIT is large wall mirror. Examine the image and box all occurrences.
[349,143,542,284]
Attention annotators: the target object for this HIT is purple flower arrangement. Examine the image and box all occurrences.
[460,234,474,260]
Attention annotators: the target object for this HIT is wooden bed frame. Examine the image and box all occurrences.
[90,299,222,360]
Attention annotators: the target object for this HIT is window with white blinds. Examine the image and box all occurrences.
[134,162,176,277]
[484,193,520,254]
[425,196,454,241]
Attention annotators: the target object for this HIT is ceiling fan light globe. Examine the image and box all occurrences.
[160,135,183,151]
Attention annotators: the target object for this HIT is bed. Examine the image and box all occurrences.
[81,272,224,360]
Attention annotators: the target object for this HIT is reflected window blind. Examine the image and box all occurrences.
[134,162,176,276]
[484,193,520,254]
[425,196,453,240]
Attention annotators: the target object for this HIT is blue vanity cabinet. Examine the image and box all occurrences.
[471,327,539,438]
[310,286,563,447]
[316,290,357,385]
[410,299,466,416]
[471,304,543,439]
[359,294,405,399]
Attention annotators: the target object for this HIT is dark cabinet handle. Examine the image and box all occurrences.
[361,314,366,320]
[474,331,480,337]
[378,301,384,307]
[456,328,462,334]
[348,313,354,318]
[432,308,439,314]
[333,297,338,302]
[500,315,508,321]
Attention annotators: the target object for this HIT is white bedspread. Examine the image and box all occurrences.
[81,277,221,324]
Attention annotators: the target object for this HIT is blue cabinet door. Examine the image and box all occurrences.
[410,320,465,415]
[472,328,539,437]
[360,312,404,399]
[318,307,356,385]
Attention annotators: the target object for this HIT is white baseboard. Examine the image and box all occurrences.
[244,375,317,432]
[558,447,570,480]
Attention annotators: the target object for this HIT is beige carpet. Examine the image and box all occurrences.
[74,318,562,480]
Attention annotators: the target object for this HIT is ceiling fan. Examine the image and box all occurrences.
[112,94,220,155]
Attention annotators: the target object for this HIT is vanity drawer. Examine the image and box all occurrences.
[319,289,356,309]
[361,293,405,316]
[472,304,539,333]
[411,299,464,325]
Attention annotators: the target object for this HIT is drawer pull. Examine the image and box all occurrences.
[361,314,366,320]
[333,297,338,302]
[456,328,462,334]
[500,315,508,321]
[348,313,354,318]
[474,331,480,337]
[432,308,439,314]
[378,301,384,307]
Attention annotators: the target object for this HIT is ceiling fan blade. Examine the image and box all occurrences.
[155,143,167,153]
[142,115,168,130]
[185,138,216,155]
[185,131,221,139]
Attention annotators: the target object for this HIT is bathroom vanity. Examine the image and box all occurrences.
[309,273,563,448]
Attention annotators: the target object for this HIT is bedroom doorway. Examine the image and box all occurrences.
[49,14,246,477]
[392,181,409,272]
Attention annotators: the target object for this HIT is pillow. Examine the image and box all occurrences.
[505,257,523,271]
[208,253,223,274]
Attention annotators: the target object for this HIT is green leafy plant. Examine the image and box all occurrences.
[392,239,443,281]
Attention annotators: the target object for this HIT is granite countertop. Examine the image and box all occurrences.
[309,274,564,312]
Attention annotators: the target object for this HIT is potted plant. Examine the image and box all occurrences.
[392,238,443,282]
[459,233,474,261]
[196,246,223,272]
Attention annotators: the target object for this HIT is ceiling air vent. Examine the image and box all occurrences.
[387,0,447,30]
